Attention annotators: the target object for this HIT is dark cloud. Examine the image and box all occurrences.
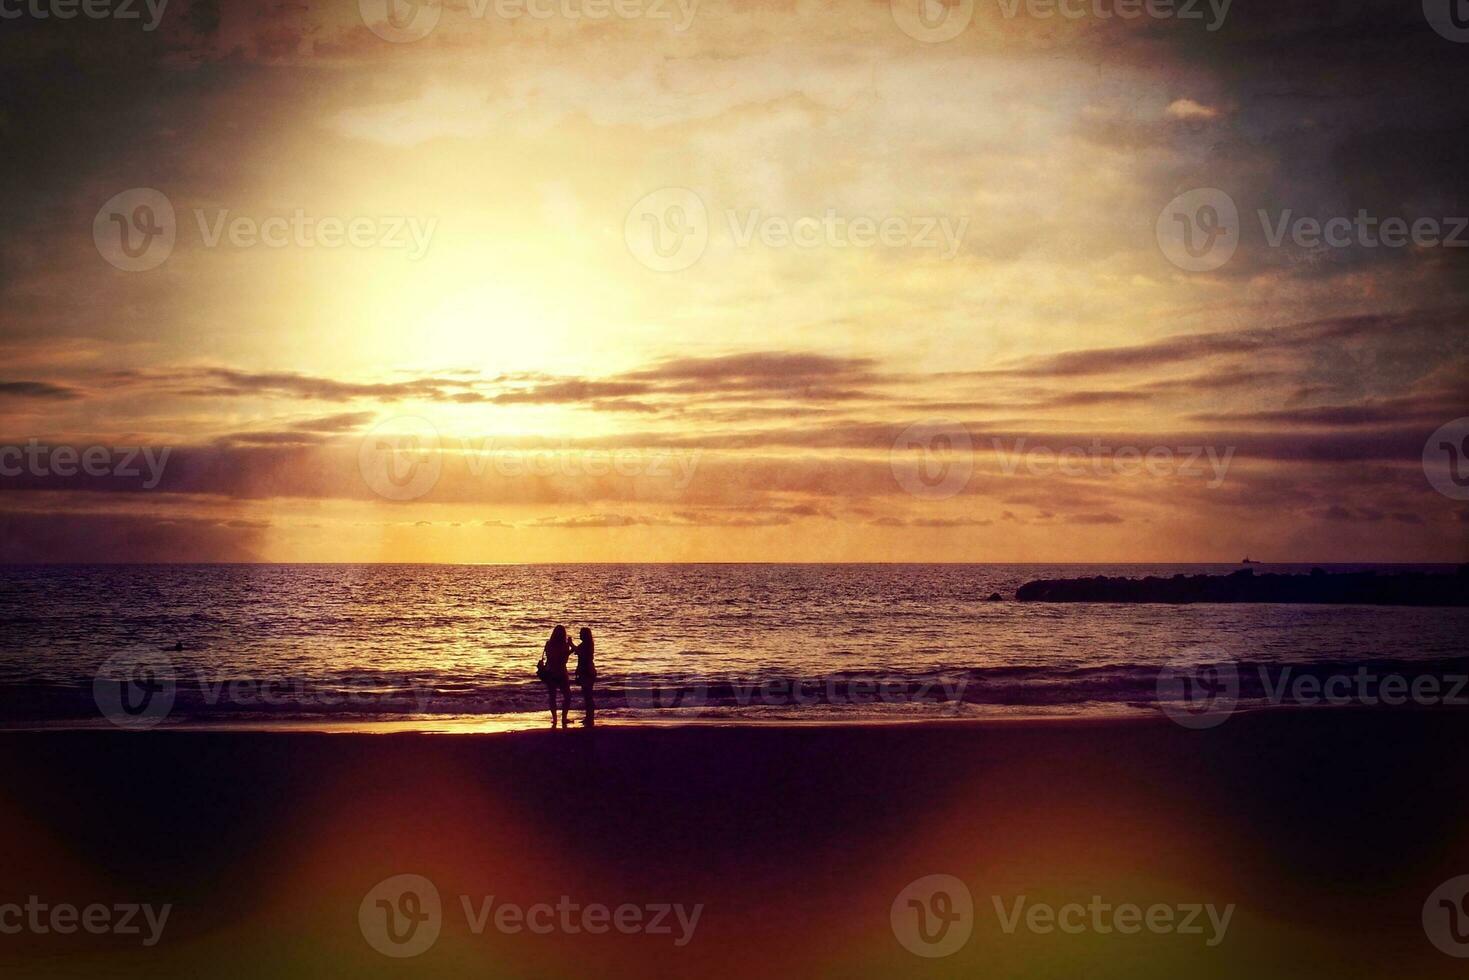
[978,312,1407,380]
[156,367,483,402]
[0,381,81,400]
[1189,395,1462,428]
[490,380,655,404]
[626,351,883,402]
[868,516,994,528]
[216,431,327,446]
[0,509,264,562]
[290,412,376,432]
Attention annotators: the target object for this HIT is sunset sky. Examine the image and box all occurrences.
[1,0,1466,561]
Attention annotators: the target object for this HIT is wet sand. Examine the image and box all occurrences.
[1,710,1467,977]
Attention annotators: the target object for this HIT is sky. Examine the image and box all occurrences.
[0,0,1466,562]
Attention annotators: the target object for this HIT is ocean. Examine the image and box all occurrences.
[0,563,1464,730]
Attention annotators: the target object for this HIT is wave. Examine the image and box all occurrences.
[7,656,1468,726]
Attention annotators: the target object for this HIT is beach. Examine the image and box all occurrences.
[2,709,1467,977]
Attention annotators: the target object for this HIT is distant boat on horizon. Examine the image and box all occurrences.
[1241,557,1260,564]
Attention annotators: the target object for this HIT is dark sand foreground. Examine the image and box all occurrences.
[2,711,1467,977]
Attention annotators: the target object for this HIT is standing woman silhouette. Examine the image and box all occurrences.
[539,625,574,728]
[574,627,597,726]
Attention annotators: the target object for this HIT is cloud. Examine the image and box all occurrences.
[1188,395,1461,428]
[626,351,883,401]
[1166,99,1220,122]
[143,367,483,402]
[868,516,993,528]
[0,509,265,563]
[1064,512,1124,525]
[977,313,1407,380]
[0,381,82,400]
[290,412,376,432]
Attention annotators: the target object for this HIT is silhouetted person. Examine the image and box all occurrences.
[574,627,597,727]
[538,625,573,728]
